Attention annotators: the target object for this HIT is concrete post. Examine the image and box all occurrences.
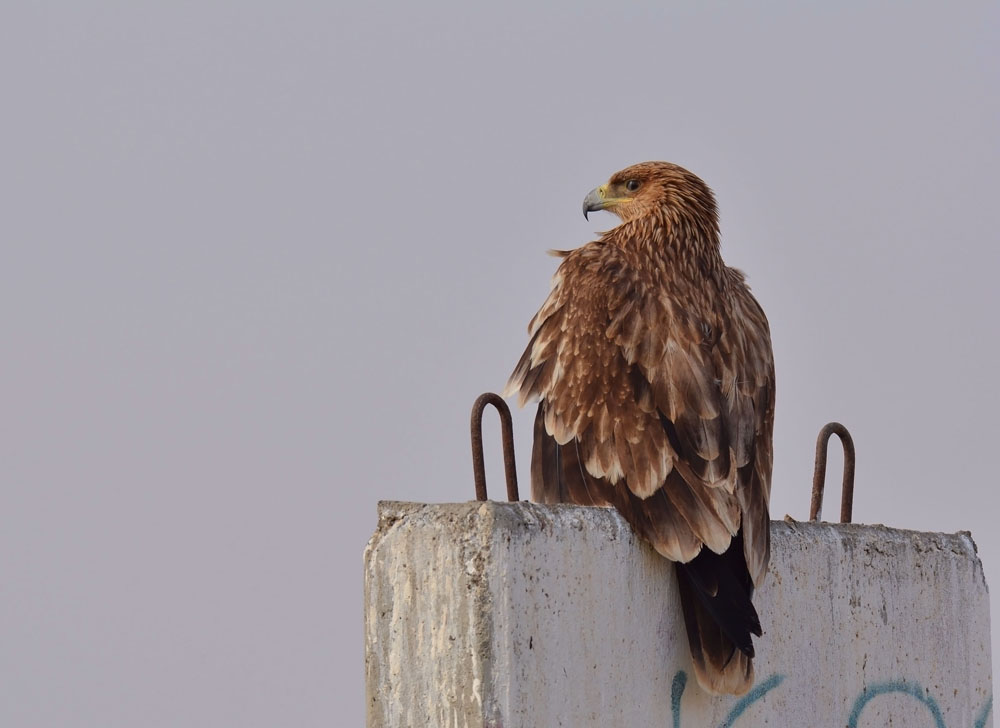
[364,501,992,727]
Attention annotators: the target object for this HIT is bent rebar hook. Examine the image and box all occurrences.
[470,393,519,502]
[809,422,856,523]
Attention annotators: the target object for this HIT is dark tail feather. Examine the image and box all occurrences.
[675,529,760,695]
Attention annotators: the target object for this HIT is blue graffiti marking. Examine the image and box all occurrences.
[847,681,945,728]
[670,669,990,726]
[975,695,993,728]
[719,673,785,728]
[670,671,687,728]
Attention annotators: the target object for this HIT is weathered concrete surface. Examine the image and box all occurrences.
[364,501,992,727]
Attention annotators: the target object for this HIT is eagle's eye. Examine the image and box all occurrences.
[625,179,641,192]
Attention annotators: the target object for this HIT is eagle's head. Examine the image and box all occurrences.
[583,161,718,229]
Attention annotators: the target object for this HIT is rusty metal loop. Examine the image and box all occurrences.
[470,393,519,502]
[810,422,856,523]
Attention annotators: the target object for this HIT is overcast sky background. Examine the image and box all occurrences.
[2,2,998,726]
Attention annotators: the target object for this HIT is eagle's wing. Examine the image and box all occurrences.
[505,244,774,695]
[506,244,772,574]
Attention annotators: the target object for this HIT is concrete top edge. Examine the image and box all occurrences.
[373,500,981,558]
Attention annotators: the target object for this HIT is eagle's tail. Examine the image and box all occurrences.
[674,530,761,696]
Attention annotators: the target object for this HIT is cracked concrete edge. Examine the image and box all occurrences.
[774,515,988,590]
[369,500,986,580]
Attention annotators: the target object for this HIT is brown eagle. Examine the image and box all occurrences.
[504,161,774,695]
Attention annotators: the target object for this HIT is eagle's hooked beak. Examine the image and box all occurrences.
[583,185,607,220]
[583,184,631,219]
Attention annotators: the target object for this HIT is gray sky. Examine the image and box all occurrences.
[2,2,998,725]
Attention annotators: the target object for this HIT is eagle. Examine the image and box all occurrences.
[504,161,774,696]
